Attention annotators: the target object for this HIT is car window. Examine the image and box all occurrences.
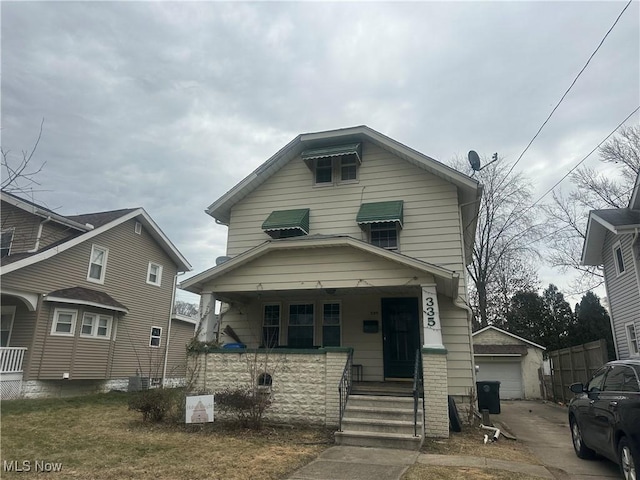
[587,367,608,393]
[602,365,640,392]
[603,366,625,391]
[620,367,639,392]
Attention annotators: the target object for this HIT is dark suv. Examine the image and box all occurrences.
[568,359,640,480]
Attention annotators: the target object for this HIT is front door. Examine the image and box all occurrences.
[382,298,420,379]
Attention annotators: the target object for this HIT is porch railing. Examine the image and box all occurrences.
[1,347,27,374]
[412,348,424,437]
[338,349,354,432]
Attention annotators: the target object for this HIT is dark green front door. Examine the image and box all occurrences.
[382,298,420,378]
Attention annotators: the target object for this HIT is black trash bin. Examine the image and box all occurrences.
[476,380,501,414]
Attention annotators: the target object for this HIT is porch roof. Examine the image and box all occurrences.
[180,234,460,298]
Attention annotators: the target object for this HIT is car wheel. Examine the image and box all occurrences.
[618,437,638,480]
[570,417,596,459]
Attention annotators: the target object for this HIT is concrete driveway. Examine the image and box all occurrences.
[495,400,621,480]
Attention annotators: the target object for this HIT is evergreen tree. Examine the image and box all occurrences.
[571,291,616,360]
[505,290,546,343]
[540,284,574,351]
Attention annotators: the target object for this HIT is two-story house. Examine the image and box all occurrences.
[181,126,482,447]
[0,191,193,398]
[582,171,640,360]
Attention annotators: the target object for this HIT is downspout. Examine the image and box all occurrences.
[162,273,179,387]
[27,216,51,252]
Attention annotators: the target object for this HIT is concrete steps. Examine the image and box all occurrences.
[335,394,424,450]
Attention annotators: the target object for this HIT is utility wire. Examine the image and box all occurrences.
[502,0,634,181]
[529,106,640,210]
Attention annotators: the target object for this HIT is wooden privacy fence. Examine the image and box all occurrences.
[548,339,608,404]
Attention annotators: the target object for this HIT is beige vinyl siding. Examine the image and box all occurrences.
[166,320,196,377]
[473,329,523,346]
[226,141,465,273]
[39,221,76,249]
[1,218,178,381]
[205,247,435,292]
[604,232,640,359]
[1,202,40,254]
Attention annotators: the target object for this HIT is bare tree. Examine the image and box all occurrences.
[543,124,640,293]
[1,119,46,194]
[452,156,541,329]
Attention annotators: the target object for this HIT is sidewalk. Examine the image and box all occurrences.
[287,445,555,480]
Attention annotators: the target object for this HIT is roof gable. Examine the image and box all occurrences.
[1,194,191,273]
[472,325,546,350]
[582,172,640,266]
[205,125,482,264]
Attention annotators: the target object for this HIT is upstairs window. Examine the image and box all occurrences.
[356,200,404,251]
[150,326,162,347]
[370,222,399,250]
[87,245,108,284]
[147,262,163,286]
[613,242,625,276]
[1,228,14,258]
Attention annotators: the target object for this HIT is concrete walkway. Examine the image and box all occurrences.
[287,445,556,480]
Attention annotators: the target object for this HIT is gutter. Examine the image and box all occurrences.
[27,216,51,252]
[162,273,179,387]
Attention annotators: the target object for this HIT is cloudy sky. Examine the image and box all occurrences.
[2,1,638,304]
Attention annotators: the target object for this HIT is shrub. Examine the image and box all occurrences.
[215,387,272,429]
[128,388,178,422]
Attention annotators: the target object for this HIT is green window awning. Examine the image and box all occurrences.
[356,201,404,228]
[301,143,362,167]
[262,208,310,237]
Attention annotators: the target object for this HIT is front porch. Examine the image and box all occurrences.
[1,346,27,399]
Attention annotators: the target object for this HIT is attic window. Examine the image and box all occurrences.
[262,209,310,239]
[301,143,362,185]
[135,222,142,235]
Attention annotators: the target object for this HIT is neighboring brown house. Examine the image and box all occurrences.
[0,191,192,398]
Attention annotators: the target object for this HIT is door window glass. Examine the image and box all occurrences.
[587,367,607,393]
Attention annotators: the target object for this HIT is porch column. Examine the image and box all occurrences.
[421,284,449,438]
[421,285,444,350]
[198,293,218,342]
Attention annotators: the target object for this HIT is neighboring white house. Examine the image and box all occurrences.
[473,326,545,399]
[181,125,483,445]
[582,172,640,360]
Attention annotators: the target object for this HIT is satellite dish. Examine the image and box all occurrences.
[468,150,481,171]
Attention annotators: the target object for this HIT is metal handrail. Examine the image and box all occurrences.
[338,350,353,432]
[412,348,423,437]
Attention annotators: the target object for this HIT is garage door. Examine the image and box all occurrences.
[475,361,523,399]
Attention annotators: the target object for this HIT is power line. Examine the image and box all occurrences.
[529,106,640,210]
[503,0,634,181]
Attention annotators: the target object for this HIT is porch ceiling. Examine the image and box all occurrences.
[180,235,460,299]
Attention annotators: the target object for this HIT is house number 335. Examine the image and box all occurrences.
[424,297,437,327]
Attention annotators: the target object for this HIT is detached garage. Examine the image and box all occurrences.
[473,326,546,399]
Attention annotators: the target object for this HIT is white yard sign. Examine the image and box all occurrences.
[185,394,214,424]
